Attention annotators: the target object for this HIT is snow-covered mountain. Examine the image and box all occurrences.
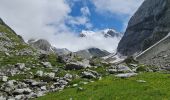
[80,29,122,38]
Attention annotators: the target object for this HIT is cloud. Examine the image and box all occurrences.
[0,0,71,40]
[81,7,91,16]
[66,6,93,29]
[92,0,144,16]
[0,0,141,52]
[52,30,121,53]
[91,0,144,31]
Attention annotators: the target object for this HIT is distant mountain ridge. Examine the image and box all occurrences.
[74,48,110,59]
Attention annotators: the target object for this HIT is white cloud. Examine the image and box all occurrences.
[66,6,92,29]
[52,30,121,53]
[0,0,71,40]
[92,0,144,16]
[81,7,91,16]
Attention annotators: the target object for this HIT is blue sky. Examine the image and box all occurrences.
[66,0,126,33]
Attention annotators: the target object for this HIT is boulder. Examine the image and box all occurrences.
[13,88,32,95]
[41,62,52,68]
[65,62,87,70]
[36,70,44,77]
[117,65,132,73]
[44,72,55,79]
[115,73,138,78]
[81,70,99,79]
[0,76,8,82]
[107,69,117,74]
[15,95,25,100]
[0,96,6,100]
[40,86,47,91]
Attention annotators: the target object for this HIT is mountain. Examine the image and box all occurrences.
[0,18,35,58]
[117,0,170,56]
[28,39,54,53]
[75,48,110,59]
[53,48,71,56]
[80,29,122,38]
[136,33,170,67]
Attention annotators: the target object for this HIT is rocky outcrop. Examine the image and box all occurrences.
[117,0,170,56]
[136,33,170,67]
[28,39,52,52]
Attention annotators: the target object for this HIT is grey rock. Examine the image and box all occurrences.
[118,0,170,56]
[65,62,85,70]
[41,62,52,68]
[13,88,32,95]
[29,39,52,52]
[15,63,25,70]
[15,95,25,100]
[107,69,117,74]
[0,76,8,82]
[44,72,55,79]
[115,73,138,78]
[36,70,44,77]
[64,73,73,81]
[0,96,6,100]
[40,86,47,91]
[53,48,71,56]
[81,70,99,79]
[137,80,146,83]
[117,65,132,73]
[136,34,170,68]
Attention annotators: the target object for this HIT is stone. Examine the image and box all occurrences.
[44,72,55,79]
[115,73,138,78]
[82,71,97,79]
[15,63,25,70]
[0,96,6,100]
[13,88,32,95]
[41,86,47,91]
[1,76,8,82]
[15,95,25,100]
[41,62,52,68]
[52,68,59,73]
[65,62,85,70]
[73,84,78,87]
[137,80,146,83]
[117,65,132,73]
[36,70,44,77]
[107,69,117,74]
[64,73,73,79]
[77,87,83,91]
[5,52,10,56]
[36,91,45,97]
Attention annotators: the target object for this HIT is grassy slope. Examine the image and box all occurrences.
[0,20,37,66]
[36,72,170,100]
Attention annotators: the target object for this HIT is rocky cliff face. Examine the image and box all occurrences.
[136,33,170,67]
[117,0,170,56]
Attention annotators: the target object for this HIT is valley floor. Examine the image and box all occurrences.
[35,72,170,100]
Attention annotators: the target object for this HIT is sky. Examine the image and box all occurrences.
[0,0,144,52]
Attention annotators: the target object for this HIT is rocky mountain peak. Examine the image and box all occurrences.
[28,39,52,52]
[80,29,121,38]
[117,0,170,56]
